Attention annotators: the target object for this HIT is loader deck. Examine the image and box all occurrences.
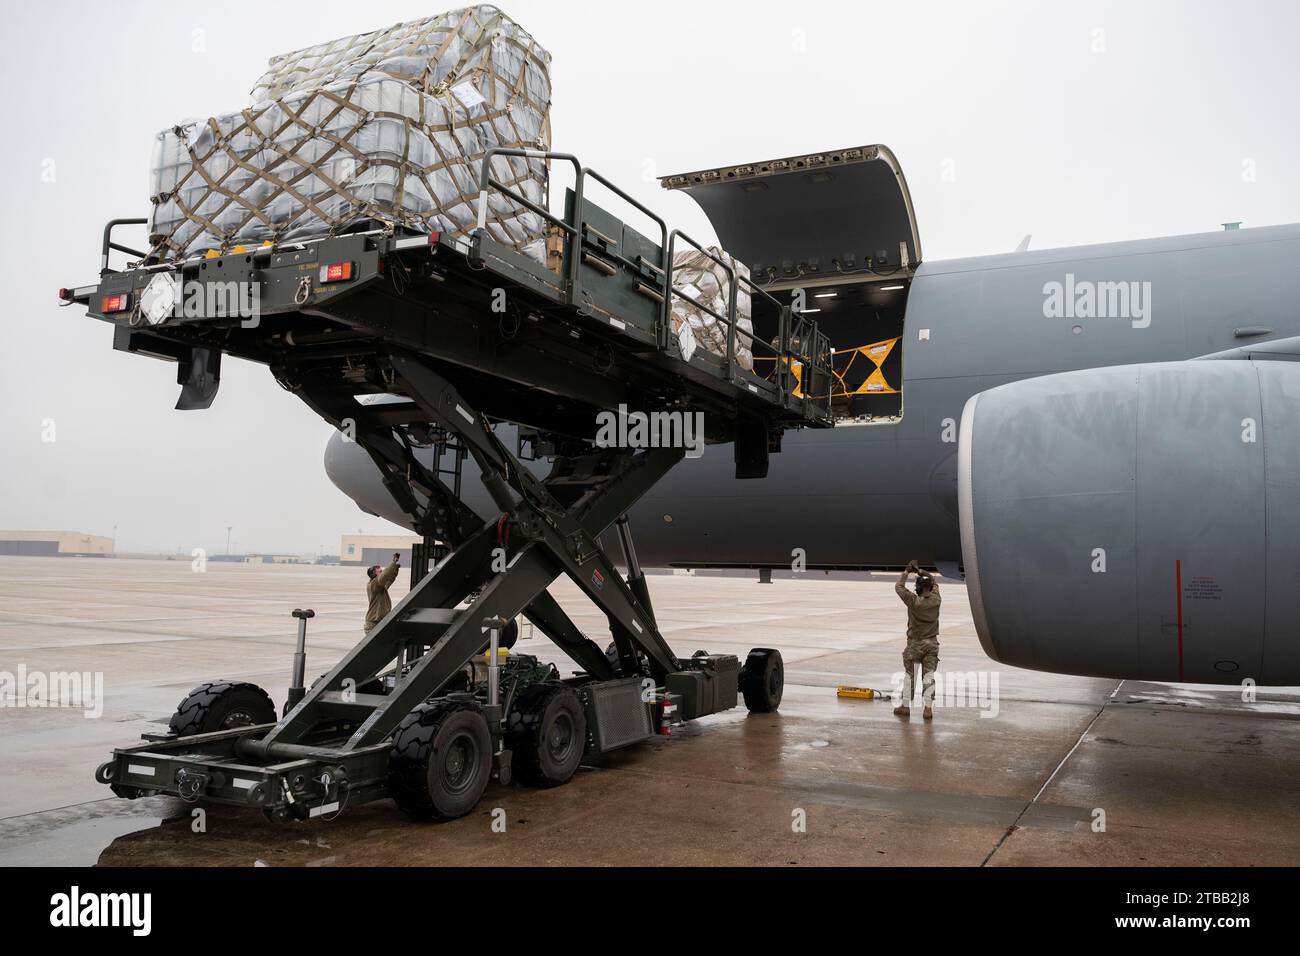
[72,150,830,821]
[73,150,833,444]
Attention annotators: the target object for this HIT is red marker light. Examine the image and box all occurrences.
[319,261,354,283]
[57,287,71,301]
[101,293,131,314]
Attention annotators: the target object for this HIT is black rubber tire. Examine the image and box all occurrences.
[739,648,784,713]
[167,681,276,737]
[506,684,587,788]
[388,700,492,820]
[604,641,647,679]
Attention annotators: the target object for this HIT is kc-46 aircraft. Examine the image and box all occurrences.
[328,146,1300,688]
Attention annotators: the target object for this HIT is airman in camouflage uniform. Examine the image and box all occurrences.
[364,553,401,634]
[894,559,940,720]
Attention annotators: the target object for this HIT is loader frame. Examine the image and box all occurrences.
[78,150,834,820]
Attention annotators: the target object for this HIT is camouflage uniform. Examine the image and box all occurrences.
[895,570,941,705]
[364,557,400,633]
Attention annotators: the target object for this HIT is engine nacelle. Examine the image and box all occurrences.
[959,359,1300,685]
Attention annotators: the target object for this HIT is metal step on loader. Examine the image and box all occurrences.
[66,149,835,822]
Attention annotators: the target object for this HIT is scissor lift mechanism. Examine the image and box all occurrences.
[73,150,835,821]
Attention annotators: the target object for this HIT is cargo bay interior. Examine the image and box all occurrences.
[661,145,922,424]
[749,278,909,422]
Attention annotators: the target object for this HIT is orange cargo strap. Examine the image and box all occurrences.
[754,335,899,399]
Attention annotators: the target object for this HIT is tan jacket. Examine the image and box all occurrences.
[365,558,400,630]
[896,571,941,644]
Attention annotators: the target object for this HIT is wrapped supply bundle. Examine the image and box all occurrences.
[669,247,755,370]
[148,6,551,261]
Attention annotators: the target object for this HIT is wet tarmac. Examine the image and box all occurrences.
[1,555,1298,866]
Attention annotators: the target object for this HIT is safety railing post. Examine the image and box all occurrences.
[101,218,148,274]
[577,166,670,345]
[568,168,585,308]
[726,266,737,379]
[475,148,584,307]
[661,232,677,353]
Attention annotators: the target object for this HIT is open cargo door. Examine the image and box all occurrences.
[663,146,919,426]
[660,145,921,283]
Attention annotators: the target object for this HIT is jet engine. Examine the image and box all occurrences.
[959,359,1300,685]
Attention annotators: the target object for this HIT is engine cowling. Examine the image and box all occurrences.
[959,359,1300,685]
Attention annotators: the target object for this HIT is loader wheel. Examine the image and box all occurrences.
[739,648,784,713]
[388,700,492,820]
[168,681,276,737]
[506,684,586,788]
[603,641,647,678]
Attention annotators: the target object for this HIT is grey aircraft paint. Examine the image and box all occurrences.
[330,222,1300,559]
[323,151,1300,685]
[960,359,1300,685]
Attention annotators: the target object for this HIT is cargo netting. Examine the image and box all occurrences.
[148,5,551,262]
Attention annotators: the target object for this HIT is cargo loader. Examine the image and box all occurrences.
[67,150,835,821]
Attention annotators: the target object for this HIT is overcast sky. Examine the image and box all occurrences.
[2,0,1298,554]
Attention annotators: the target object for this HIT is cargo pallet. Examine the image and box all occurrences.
[69,150,835,821]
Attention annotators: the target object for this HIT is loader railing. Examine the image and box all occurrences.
[475,148,830,413]
[100,218,148,273]
[664,229,738,368]
[475,147,668,308]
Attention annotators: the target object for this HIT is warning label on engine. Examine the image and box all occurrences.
[1184,576,1223,601]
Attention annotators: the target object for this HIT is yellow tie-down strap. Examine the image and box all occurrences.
[755,336,900,399]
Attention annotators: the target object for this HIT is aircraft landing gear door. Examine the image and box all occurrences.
[660,146,921,424]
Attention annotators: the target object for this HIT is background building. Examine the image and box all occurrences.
[340,534,424,567]
[0,531,113,557]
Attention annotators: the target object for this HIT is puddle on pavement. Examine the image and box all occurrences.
[0,797,177,866]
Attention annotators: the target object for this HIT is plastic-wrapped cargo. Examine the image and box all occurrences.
[669,247,755,370]
[148,5,551,261]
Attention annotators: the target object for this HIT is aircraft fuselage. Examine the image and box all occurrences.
[330,222,1300,573]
